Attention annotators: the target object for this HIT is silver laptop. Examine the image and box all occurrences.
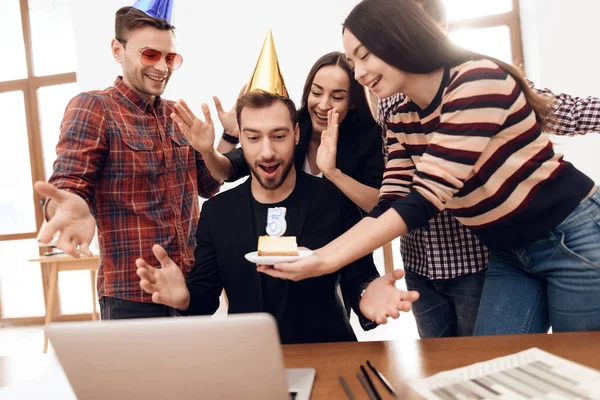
[46,313,315,399]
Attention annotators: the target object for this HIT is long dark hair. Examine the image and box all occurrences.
[298,51,375,127]
[343,0,554,129]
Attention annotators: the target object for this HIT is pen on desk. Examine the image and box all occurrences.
[367,360,399,397]
[357,370,378,400]
[360,365,382,400]
[339,376,356,400]
[43,251,64,256]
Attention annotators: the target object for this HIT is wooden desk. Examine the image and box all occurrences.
[28,254,100,353]
[282,331,600,399]
[1,331,599,397]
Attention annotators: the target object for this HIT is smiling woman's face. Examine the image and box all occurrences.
[306,65,351,134]
[342,28,407,99]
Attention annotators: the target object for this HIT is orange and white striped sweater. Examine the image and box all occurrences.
[370,59,594,250]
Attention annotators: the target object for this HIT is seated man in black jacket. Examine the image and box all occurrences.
[136,90,417,344]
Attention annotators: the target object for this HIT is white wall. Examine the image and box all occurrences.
[520,0,600,183]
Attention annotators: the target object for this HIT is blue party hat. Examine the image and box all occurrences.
[132,0,174,25]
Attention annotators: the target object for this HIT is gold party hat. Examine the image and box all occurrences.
[247,29,289,97]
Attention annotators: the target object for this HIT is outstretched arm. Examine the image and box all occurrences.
[530,81,600,135]
[37,93,108,257]
[259,208,409,280]
[172,99,233,182]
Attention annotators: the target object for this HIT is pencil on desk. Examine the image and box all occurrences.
[360,365,383,400]
[357,370,379,400]
[339,376,356,400]
[367,360,399,397]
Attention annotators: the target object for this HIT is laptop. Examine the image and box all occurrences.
[46,313,315,399]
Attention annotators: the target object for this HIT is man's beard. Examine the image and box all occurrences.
[126,68,169,98]
[247,157,294,191]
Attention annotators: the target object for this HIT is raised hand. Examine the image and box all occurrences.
[34,181,96,258]
[213,84,247,137]
[136,244,190,310]
[316,109,340,177]
[171,99,215,155]
[359,269,420,325]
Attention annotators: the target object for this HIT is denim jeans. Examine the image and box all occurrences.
[404,269,486,338]
[99,296,171,320]
[474,187,600,335]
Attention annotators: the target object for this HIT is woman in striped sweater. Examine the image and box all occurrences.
[260,0,600,335]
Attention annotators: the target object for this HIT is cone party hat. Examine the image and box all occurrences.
[247,29,289,97]
[132,0,175,25]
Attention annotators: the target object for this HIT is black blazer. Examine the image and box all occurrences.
[186,172,380,344]
[224,110,385,192]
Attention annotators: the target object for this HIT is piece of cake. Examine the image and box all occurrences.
[257,236,299,256]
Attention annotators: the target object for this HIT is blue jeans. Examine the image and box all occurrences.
[405,269,486,338]
[474,188,600,335]
[99,296,171,320]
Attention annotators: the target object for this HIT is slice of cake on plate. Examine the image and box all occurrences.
[257,236,299,256]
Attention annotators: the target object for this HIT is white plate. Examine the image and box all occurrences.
[245,250,313,265]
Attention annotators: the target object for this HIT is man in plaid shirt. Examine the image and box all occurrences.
[376,0,600,338]
[35,6,221,319]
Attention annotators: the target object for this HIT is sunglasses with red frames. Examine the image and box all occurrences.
[117,38,183,70]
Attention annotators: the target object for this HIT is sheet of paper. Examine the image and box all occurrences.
[411,347,600,399]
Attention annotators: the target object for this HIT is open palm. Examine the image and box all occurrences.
[171,99,215,155]
[34,181,96,258]
[136,244,190,310]
[360,269,420,325]
[213,84,247,137]
[316,109,339,176]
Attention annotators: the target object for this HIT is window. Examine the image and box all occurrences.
[0,91,36,236]
[0,0,83,324]
[28,0,78,76]
[445,0,512,21]
[445,0,524,68]
[1,2,28,81]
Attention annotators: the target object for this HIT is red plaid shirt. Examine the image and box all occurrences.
[48,77,221,302]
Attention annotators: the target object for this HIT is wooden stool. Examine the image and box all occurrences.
[28,254,100,353]
[382,241,395,275]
